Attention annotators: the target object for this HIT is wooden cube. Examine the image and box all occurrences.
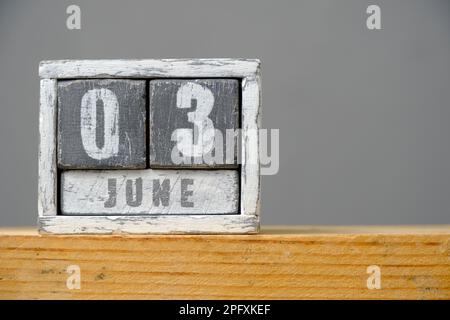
[149,79,239,168]
[57,79,146,169]
[61,169,239,215]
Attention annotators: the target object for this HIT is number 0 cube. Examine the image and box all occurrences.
[57,79,146,169]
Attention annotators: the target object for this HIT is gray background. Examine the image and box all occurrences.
[0,0,449,226]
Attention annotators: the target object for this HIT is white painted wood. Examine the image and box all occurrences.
[57,79,147,168]
[38,79,57,216]
[39,59,260,79]
[241,73,261,216]
[79,88,120,160]
[39,215,259,234]
[149,79,239,168]
[61,170,239,215]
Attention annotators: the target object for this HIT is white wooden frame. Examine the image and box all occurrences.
[38,59,260,234]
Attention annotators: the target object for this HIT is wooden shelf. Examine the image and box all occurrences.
[1,226,449,299]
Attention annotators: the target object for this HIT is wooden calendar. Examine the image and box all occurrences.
[38,59,261,234]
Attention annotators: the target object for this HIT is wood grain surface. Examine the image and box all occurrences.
[1,226,449,299]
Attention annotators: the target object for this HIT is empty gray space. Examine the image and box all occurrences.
[0,0,449,225]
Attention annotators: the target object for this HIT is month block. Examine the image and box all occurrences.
[57,79,147,169]
[39,59,261,234]
[61,170,239,215]
[149,79,240,168]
